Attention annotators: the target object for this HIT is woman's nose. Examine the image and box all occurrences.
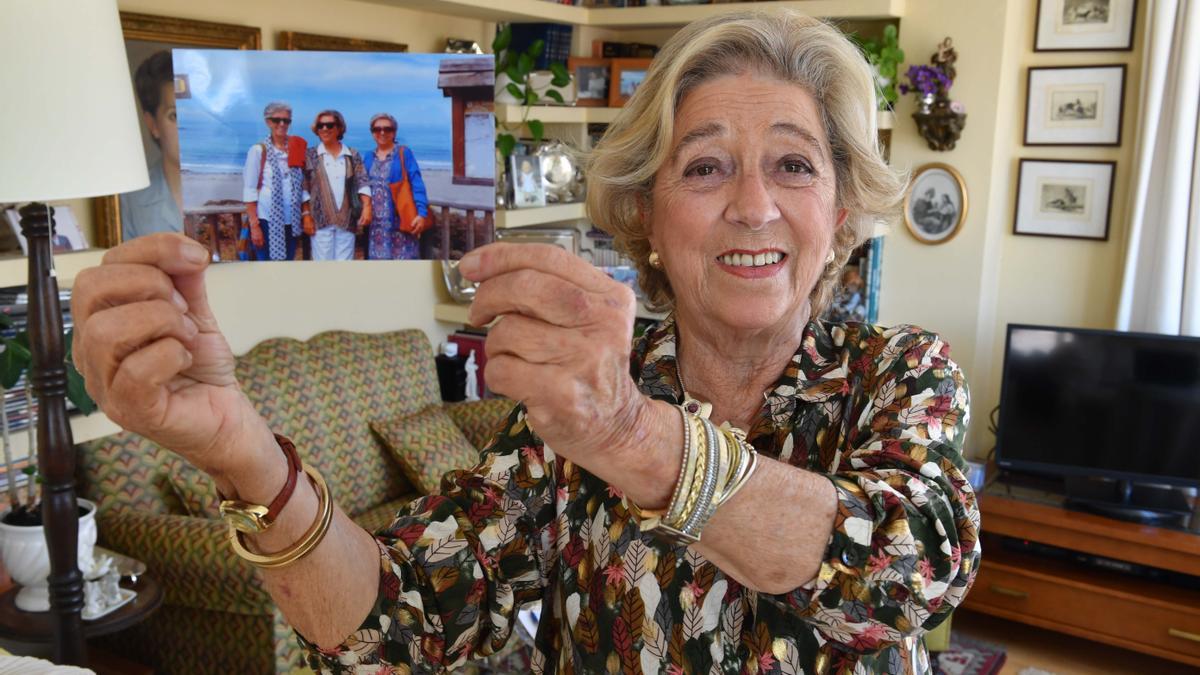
[724,169,781,230]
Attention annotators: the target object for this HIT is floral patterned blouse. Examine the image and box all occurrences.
[301,316,981,674]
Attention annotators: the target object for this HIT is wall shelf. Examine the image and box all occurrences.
[392,0,905,26]
[3,412,121,459]
[0,249,106,290]
[436,300,663,325]
[497,202,587,228]
[497,105,621,125]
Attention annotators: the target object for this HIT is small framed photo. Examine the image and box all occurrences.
[1024,65,1125,146]
[5,205,90,254]
[1014,159,1115,241]
[903,163,968,245]
[609,58,652,108]
[509,154,547,209]
[1035,0,1138,52]
[568,57,611,108]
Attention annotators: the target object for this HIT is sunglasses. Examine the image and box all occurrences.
[267,117,292,125]
[316,122,339,130]
[371,126,396,134]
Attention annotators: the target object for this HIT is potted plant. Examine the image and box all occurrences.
[0,318,99,611]
[492,24,572,159]
[899,37,967,151]
[857,24,905,122]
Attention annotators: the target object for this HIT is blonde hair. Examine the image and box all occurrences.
[586,9,905,316]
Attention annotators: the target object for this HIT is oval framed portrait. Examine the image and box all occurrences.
[903,163,968,245]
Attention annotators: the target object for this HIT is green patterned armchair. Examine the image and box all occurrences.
[74,330,514,674]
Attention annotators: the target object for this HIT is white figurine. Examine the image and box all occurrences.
[464,350,480,401]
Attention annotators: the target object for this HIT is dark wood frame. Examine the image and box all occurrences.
[278,31,407,52]
[608,58,653,108]
[567,57,611,108]
[1023,64,1127,147]
[1013,158,1116,241]
[902,162,969,246]
[91,13,262,249]
[1034,0,1138,52]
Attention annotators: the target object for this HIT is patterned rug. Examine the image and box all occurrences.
[933,633,1008,675]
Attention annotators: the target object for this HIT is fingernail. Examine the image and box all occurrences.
[458,252,479,276]
[183,243,208,264]
[171,290,188,312]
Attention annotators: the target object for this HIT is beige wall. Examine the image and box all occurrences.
[883,1,1144,457]
[59,0,495,354]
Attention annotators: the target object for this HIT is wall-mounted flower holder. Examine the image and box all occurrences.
[913,98,966,151]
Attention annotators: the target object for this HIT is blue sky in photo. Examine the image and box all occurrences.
[174,50,492,173]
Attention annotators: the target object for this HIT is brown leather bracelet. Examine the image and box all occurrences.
[218,434,303,533]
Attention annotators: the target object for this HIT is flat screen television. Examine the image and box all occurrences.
[996,324,1200,496]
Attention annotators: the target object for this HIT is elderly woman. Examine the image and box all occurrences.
[243,102,306,261]
[71,10,978,674]
[119,50,183,241]
[303,109,372,260]
[362,113,430,260]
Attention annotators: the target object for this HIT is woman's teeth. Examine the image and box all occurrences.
[720,251,784,267]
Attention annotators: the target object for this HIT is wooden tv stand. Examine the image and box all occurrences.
[965,491,1200,667]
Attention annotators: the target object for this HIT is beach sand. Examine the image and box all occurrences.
[183,166,493,212]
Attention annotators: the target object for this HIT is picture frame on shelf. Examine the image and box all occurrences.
[1024,65,1126,146]
[568,57,611,108]
[1013,159,1115,241]
[903,163,968,245]
[609,58,653,108]
[93,12,262,249]
[278,31,408,52]
[4,205,88,255]
[509,154,547,209]
[1035,0,1137,52]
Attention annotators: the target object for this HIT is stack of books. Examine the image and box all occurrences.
[0,285,75,434]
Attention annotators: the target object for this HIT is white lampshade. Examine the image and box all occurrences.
[0,0,149,202]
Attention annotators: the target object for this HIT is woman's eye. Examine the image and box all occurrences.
[782,160,812,174]
[685,163,719,178]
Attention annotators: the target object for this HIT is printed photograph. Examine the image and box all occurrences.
[174,49,494,262]
[578,66,609,101]
[1038,180,1092,218]
[619,69,647,98]
[5,205,89,255]
[1049,88,1101,123]
[1062,0,1110,25]
[509,154,547,209]
[904,164,967,245]
[1014,159,1114,240]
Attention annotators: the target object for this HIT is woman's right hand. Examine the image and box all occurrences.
[302,213,316,236]
[71,233,269,481]
[250,223,265,247]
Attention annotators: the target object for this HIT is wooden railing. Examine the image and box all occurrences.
[427,200,494,260]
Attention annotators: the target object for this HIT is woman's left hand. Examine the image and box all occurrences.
[410,215,427,236]
[357,200,372,229]
[460,242,650,463]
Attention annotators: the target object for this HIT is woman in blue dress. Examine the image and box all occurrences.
[362,113,430,260]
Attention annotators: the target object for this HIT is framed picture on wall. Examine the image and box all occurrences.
[609,58,653,108]
[1024,65,1125,146]
[1035,0,1138,52]
[903,163,968,245]
[278,31,407,52]
[568,57,611,107]
[91,13,261,249]
[1013,159,1115,241]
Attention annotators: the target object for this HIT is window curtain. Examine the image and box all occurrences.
[1115,0,1200,335]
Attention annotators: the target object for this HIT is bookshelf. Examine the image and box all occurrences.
[392,0,906,25]
[0,249,106,290]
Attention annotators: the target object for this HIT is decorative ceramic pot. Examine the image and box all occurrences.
[0,498,97,612]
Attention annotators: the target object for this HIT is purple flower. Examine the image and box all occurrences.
[899,65,952,97]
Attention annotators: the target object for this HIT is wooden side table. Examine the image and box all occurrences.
[0,576,163,643]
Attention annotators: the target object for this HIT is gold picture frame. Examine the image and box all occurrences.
[902,163,968,246]
[92,13,261,249]
[278,31,408,53]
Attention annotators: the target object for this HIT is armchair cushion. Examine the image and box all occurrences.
[444,398,515,450]
[162,454,222,520]
[370,405,479,494]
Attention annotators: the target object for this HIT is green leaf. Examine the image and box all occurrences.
[506,63,522,86]
[0,337,31,390]
[66,362,96,415]
[528,119,544,142]
[493,25,512,54]
[0,314,11,330]
[545,89,564,104]
[528,39,545,59]
[497,133,516,158]
[883,24,898,44]
[525,89,539,105]
[550,61,569,80]
[21,466,35,476]
[505,82,525,101]
[517,53,534,77]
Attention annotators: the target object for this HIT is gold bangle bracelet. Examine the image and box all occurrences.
[229,463,333,569]
[673,414,710,530]
[665,412,705,526]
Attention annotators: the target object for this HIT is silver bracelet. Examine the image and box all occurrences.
[663,405,692,526]
[681,416,721,537]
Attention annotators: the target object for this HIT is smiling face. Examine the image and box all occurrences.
[648,72,847,334]
[316,114,340,144]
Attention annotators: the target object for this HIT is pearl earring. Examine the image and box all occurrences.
[825,249,836,265]
[648,251,662,269]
